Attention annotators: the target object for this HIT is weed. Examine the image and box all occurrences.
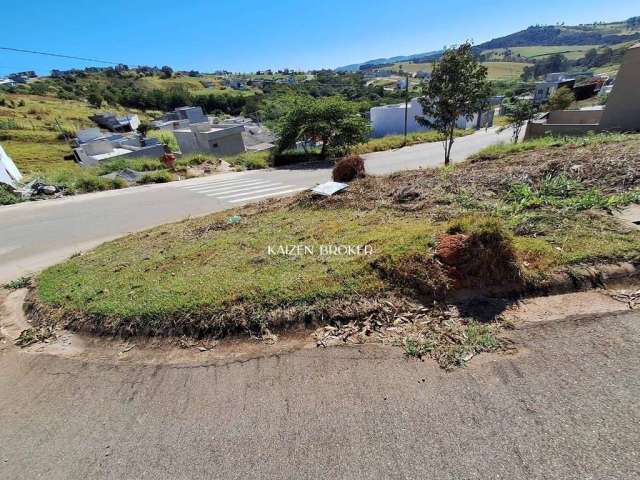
[139,170,174,184]
[4,276,32,290]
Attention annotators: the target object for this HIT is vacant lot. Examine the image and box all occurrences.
[32,134,640,338]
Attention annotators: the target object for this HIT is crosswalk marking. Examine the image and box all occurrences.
[183,179,261,191]
[188,181,271,193]
[228,188,308,203]
[215,185,297,199]
[180,176,308,203]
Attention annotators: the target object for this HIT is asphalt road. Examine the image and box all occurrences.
[0,307,638,479]
[0,128,511,283]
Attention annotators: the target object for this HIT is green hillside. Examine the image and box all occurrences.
[393,61,531,80]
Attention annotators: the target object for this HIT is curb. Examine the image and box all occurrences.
[449,262,640,302]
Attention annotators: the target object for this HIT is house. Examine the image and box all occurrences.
[0,144,22,188]
[8,74,29,84]
[533,73,576,104]
[90,112,140,132]
[396,78,409,90]
[525,43,640,139]
[370,98,494,138]
[413,71,431,80]
[222,77,247,90]
[152,106,208,130]
[0,78,17,89]
[72,132,166,166]
[172,123,246,156]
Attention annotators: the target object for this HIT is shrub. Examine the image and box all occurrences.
[226,151,270,170]
[75,175,127,193]
[147,129,179,152]
[97,157,164,175]
[139,170,174,184]
[0,184,21,205]
[3,276,32,290]
[332,155,365,182]
[175,154,213,168]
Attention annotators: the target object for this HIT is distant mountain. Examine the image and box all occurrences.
[477,21,640,50]
[336,16,640,71]
[335,50,441,72]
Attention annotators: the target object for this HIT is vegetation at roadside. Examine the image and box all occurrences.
[33,134,640,340]
[3,276,32,290]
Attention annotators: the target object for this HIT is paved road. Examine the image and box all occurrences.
[0,306,638,479]
[0,128,511,283]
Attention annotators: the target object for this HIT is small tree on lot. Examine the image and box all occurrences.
[502,98,537,144]
[87,92,104,109]
[416,42,491,165]
[546,86,575,111]
[277,96,370,158]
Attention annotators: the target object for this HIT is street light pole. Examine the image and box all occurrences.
[403,73,409,145]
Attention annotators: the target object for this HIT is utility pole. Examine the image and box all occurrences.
[403,73,409,145]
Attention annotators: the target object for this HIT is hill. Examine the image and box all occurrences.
[336,50,441,72]
[477,18,640,50]
[336,16,640,72]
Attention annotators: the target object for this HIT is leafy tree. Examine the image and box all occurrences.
[160,66,174,79]
[502,98,537,144]
[277,96,370,157]
[87,91,104,108]
[546,86,575,111]
[416,42,491,165]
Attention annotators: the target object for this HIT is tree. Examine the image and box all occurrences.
[277,96,370,158]
[416,42,491,165]
[87,91,104,108]
[160,66,173,79]
[502,98,537,144]
[546,86,575,111]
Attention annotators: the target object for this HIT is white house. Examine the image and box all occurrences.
[0,78,17,89]
[370,98,492,138]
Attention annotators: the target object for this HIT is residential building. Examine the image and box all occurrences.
[152,106,208,130]
[370,98,494,138]
[525,43,640,139]
[173,123,246,156]
[533,73,576,104]
[73,133,166,166]
[0,79,17,89]
[90,112,140,132]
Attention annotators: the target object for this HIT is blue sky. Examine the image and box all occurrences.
[1,1,638,75]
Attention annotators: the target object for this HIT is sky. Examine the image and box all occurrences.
[1,0,638,76]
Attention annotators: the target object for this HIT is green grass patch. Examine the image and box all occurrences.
[352,130,472,155]
[472,132,640,161]
[32,134,640,338]
[138,170,174,184]
[225,150,270,170]
[147,130,179,152]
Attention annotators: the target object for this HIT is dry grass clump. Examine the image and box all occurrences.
[332,155,365,182]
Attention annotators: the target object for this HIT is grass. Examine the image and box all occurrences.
[225,151,271,170]
[394,61,531,80]
[352,130,473,155]
[147,130,178,152]
[471,132,640,161]
[32,133,640,339]
[0,92,149,173]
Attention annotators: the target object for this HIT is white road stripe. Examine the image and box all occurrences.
[227,188,308,203]
[216,185,296,199]
[187,181,272,193]
[183,179,262,191]
[197,182,281,195]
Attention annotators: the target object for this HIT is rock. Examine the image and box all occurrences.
[393,186,421,203]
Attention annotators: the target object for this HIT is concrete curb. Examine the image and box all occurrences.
[450,262,640,302]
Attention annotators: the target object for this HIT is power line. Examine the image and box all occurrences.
[0,46,120,66]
